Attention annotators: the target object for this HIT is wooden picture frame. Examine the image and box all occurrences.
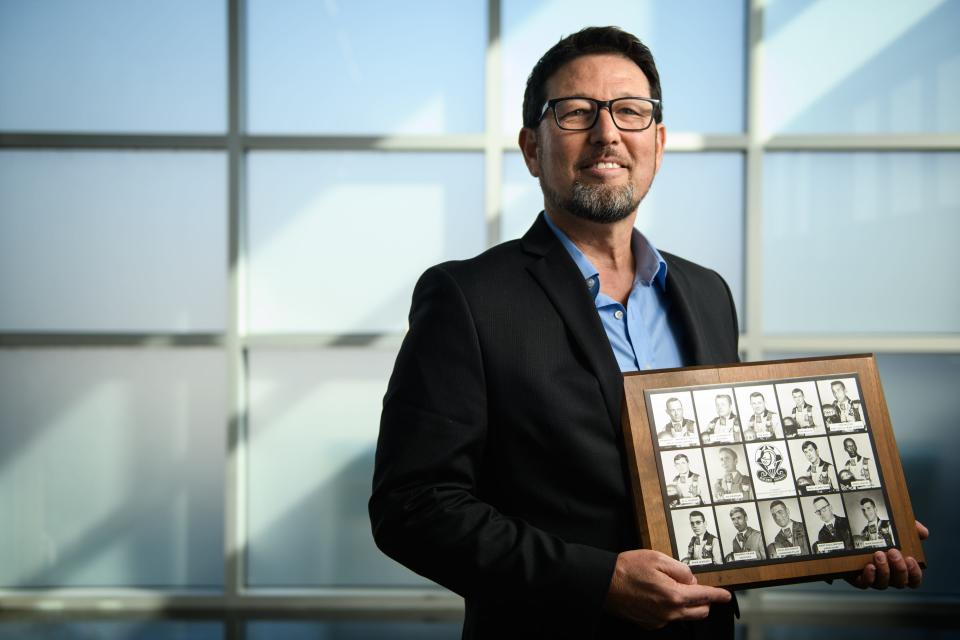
[621,354,925,589]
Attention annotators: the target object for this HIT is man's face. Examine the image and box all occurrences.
[862,502,877,521]
[715,396,731,417]
[667,400,684,423]
[844,439,858,457]
[832,383,847,402]
[771,504,790,528]
[731,511,747,532]
[803,445,818,463]
[814,499,833,522]
[690,515,706,536]
[719,450,736,472]
[519,53,665,224]
[675,457,689,474]
[750,395,765,415]
[792,391,805,408]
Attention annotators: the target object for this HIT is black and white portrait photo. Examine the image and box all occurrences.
[717,502,767,563]
[774,381,825,438]
[759,498,812,558]
[816,377,867,433]
[788,437,840,495]
[671,507,723,567]
[831,433,881,490]
[745,441,797,500]
[705,445,755,503]
[734,384,783,441]
[649,391,700,449]
[844,490,896,550]
[801,495,854,554]
[693,388,743,444]
[661,449,710,508]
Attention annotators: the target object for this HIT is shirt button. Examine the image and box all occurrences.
[586,278,596,289]
[614,310,624,320]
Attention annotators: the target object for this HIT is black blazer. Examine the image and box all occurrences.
[370,214,740,638]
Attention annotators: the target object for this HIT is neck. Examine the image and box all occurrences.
[546,208,637,273]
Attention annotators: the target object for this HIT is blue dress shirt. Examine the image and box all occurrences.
[543,212,686,373]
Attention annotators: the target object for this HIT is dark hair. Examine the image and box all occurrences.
[860,497,876,508]
[729,507,747,519]
[521,26,663,129]
[770,500,787,511]
[749,392,764,401]
[690,510,705,522]
[792,388,804,395]
[802,440,817,451]
[674,453,689,463]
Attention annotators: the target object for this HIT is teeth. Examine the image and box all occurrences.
[593,162,622,169]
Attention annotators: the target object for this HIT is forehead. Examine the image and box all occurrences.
[545,53,651,98]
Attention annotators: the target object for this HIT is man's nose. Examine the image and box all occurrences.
[588,106,621,145]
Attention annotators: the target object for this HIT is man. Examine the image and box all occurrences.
[813,497,853,551]
[827,380,863,424]
[766,500,811,557]
[657,397,697,445]
[859,498,895,548]
[727,507,766,560]
[370,26,922,639]
[712,447,754,502]
[682,510,722,565]
[790,388,817,431]
[702,394,741,443]
[800,440,836,492]
[669,453,706,506]
[743,391,780,441]
[842,437,875,485]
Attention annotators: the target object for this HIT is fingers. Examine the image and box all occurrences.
[675,582,732,605]
[887,548,909,588]
[657,556,696,585]
[906,556,923,588]
[915,520,929,540]
[848,563,875,589]
[872,550,891,589]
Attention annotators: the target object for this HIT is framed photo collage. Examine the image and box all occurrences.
[621,355,925,589]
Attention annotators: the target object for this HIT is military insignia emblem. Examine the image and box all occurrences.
[755,444,787,482]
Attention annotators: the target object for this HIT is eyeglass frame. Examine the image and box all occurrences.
[537,95,662,132]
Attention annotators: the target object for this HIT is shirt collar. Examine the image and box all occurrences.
[542,211,668,296]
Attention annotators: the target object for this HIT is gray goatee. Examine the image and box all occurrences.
[543,180,642,224]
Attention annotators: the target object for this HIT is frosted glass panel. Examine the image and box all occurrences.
[501,0,745,135]
[0,349,225,588]
[247,348,434,587]
[247,621,461,640]
[0,622,222,640]
[763,152,960,334]
[763,0,960,134]
[0,151,227,332]
[0,0,225,133]
[247,152,485,333]
[247,0,485,134]
[502,152,745,328]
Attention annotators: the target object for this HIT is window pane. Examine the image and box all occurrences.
[247,152,485,334]
[763,152,960,334]
[247,621,461,640]
[247,348,435,587]
[0,349,225,588]
[762,353,960,597]
[0,151,227,332]
[0,0,225,133]
[502,151,745,328]
[763,0,960,134]
[247,0,485,134]
[501,0,745,135]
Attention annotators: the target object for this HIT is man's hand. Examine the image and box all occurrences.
[604,549,731,629]
[846,520,929,590]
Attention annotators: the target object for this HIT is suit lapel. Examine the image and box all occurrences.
[660,254,711,365]
[521,215,623,432]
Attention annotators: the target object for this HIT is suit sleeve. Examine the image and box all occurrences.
[369,265,616,618]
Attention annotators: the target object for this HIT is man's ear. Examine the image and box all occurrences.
[518,127,541,177]
[653,123,666,175]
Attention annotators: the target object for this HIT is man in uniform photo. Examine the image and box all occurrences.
[657,397,697,445]
[370,25,924,639]
[702,393,741,443]
[766,500,811,557]
[799,440,836,491]
[743,391,781,440]
[842,437,875,485]
[790,388,817,430]
[726,507,766,561]
[669,453,706,506]
[712,447,754,501]
[827,380,863,424]
[813,497,854,551]
[858,497,895,548]
[681,510,722,566]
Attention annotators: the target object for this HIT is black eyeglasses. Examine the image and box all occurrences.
[538,96,661,131]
